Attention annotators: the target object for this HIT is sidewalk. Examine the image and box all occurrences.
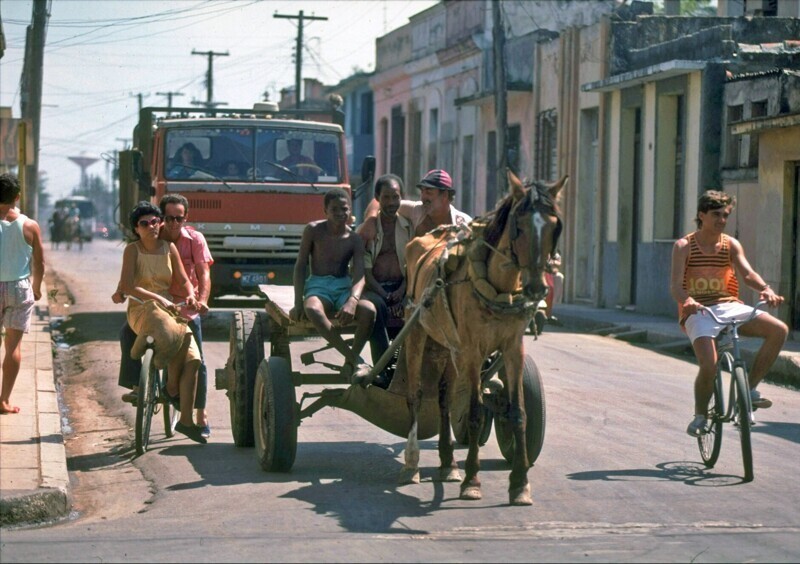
[0,282,70,527]
[553,302,800,388]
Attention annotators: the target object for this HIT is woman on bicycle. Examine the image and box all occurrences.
[119,201,206,444]
[670,190,787,437]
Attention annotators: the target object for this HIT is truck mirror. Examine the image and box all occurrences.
[361,156,376,183]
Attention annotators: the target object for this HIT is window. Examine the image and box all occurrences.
[428,108,439,170]
[536,110,558,180]
[408,109,423,186]
[751,99,768,118]
[360,92,373,135]
[725,104,744,168]
[390,106,405,178]
[461,134,474,215]
[486,131,497,210]
[165,127,342,184]
[507,124,521,174]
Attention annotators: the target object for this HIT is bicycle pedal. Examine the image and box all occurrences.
[300,351,315,365]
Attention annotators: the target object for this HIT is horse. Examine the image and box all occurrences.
[399,169,565,506]
[63,215,83,251]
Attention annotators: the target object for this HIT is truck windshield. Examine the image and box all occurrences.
[165,127,342,183]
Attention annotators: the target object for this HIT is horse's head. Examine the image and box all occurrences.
[507,169,566,302]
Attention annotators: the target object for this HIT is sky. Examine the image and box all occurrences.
[0,0,438,201]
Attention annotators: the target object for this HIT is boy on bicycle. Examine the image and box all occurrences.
[669,190,788,437]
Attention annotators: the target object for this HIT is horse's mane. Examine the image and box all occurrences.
[482,194,515,247]
[478,179,561,248]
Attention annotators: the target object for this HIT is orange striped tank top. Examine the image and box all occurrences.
[678,232,740,323]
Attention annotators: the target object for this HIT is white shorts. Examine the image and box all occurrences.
[684,302,763,343]
[0,279,35,333]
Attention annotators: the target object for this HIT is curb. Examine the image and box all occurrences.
[555,307,800,389]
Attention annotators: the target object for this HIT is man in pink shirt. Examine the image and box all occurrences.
[113,194,214,437]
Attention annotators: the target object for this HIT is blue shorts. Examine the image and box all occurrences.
[304,275,352,310]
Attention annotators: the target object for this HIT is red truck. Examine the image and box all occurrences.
[118,103,373,300]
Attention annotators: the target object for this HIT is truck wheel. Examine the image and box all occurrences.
[254,357,297,472]
[229,311,264,447]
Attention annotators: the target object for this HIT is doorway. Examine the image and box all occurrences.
[791,164,800,336]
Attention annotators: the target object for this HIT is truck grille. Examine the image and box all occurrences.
[204,233,303,259]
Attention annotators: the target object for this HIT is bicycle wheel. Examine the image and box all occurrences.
[698,365,724,467]
[135,349,157,456]
[733,365,754,482]
[158,370,176,438]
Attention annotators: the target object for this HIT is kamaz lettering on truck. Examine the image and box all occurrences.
[118,103,372,299]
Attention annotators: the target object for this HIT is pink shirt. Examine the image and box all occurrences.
[169,227,213,319]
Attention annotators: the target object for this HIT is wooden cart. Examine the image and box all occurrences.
[215,284,546,472]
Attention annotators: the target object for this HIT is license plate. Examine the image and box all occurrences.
[241,272,269,286]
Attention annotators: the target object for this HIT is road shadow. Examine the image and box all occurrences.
[159,440,468,534]
[54,311,127,345]
[566,460,747,487]
[751,420,800,445]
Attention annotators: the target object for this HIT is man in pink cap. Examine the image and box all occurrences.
[360,169,471,238]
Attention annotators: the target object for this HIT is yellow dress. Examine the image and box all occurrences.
[127,240,200,363]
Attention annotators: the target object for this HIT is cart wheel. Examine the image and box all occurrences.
[451,355,496,446]
[229,310,265,447]
[254,357,297,472]
[495,354,546,466]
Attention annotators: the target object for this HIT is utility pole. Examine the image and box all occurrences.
[192,49,229,110]
[20,0,49,218]
[492,0,508,196]
[112,138,130,228]
[156,91,184,115]
[273,10,328,109]
[129,92,149,113]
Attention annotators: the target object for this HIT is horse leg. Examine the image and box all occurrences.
[503,347,532,506]
[436,362,461,482]
[398,327,426,485]
[460,357,484,500]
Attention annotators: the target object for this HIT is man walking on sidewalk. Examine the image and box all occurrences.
[0,173,45,415]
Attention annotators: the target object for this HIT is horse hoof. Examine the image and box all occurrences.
[436,468,462,482]
[398,468,420,485]
[460,486,482,500]
[509,484,532,506]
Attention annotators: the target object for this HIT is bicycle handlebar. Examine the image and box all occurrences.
[699,300,767,326]
[127,295,188,307]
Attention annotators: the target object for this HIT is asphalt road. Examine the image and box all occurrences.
[2,239,799,562]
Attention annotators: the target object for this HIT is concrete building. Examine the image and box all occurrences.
[370,0,615,217]
[583,6,800,332]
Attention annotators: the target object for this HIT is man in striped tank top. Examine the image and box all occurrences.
[670,190,788,437]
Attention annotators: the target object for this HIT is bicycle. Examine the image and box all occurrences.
[129,297,183,456]
[696,300,767,482]
[134,336,179,455]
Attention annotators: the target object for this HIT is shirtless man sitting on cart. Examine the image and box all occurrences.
[290,188,376,383]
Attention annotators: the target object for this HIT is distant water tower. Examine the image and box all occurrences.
[68,155,99,190]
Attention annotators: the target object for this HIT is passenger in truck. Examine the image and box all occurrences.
[167,143,204,179]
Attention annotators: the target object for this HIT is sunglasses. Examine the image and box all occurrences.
[137,217,162,228]
[164,215,186,224]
